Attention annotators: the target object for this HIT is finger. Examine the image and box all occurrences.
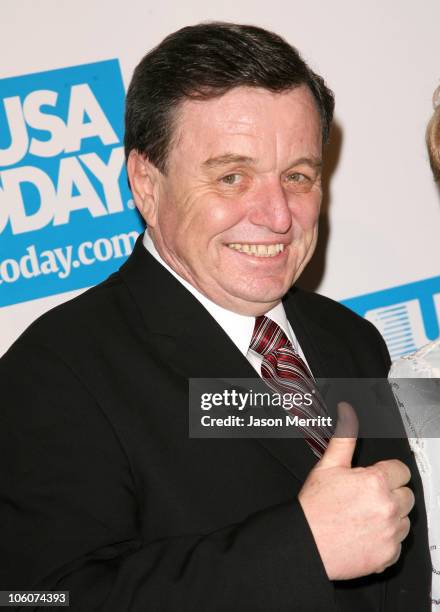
[334,401,359,439]
[318,402,359,469]
[392,486,415,518]
[386,544,402,569]
[397,516,411,543]
[375,544,402,574]
[374,459,411,490]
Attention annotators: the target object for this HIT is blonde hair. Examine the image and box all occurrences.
[427,84,440,180]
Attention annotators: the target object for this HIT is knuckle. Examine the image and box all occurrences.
[402,461,412,482]
[374,540,401,574]
[375,459,393,471]
[400,516,411,540]
[380,498,398,522]
[365,465,386,490]
[406,487,416,510]
[386,542,401,565]
[393,543,403,563]
[397,486,414,516]
[375,540,402,574]
[374,557,389,574]
[393,459,411,481]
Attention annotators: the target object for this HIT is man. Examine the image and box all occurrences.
[0,22,431,611]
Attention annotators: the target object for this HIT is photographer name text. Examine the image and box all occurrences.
[200,414,333,428]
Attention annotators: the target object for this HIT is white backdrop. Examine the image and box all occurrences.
[1,0,440,358]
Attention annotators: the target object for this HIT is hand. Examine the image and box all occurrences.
[298,401,415,580]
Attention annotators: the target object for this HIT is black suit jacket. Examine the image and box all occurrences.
[0,235,431,611]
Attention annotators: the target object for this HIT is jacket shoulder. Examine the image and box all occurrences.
[292,287,378,334]
[288,287,391,372]
[6,271,134,357]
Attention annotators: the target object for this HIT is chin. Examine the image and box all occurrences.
[231,281,290,305]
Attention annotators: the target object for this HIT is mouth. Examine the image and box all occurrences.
[227,243,285,258]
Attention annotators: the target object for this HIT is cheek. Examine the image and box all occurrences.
[185,196,245,241]
[292,196,320,232]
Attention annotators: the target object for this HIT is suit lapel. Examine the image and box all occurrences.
[119,236,257,380]
[283,287,358,379]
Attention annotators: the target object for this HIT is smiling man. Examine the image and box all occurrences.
[129,85,322,314]
[0,22,431,611]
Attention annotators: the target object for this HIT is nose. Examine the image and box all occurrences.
[248,178,292,234]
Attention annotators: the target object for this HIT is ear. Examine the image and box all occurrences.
[126,150,160,227]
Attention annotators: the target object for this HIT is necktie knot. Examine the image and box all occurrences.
[250,315,289,356]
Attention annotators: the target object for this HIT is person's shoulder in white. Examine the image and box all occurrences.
[390,338,440,378]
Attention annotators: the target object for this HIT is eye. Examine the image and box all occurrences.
[219,173,242,185]
[286,172,309,183]
[285,172,314,193]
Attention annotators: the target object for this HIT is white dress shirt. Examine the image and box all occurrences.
[143,231,311,375]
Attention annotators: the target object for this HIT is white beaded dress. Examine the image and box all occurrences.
[390,338,440,607]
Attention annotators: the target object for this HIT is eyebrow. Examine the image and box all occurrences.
[202,154,255,168]
[292,156,322,169]
[202,153,322,170]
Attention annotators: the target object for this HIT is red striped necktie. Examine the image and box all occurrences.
[249,315,332,458]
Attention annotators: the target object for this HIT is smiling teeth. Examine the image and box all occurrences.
[228,243,285,257]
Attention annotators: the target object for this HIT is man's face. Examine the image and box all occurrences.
[146,85,323,316]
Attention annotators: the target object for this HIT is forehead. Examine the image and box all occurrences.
[169,85,322,167]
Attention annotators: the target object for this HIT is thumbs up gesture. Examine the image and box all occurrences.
[298,402,415,580]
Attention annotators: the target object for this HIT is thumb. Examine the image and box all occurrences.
[318,401,359,469]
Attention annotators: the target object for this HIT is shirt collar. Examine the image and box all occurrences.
[142,231,294,356]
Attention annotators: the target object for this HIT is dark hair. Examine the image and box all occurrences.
[124,22,335,173]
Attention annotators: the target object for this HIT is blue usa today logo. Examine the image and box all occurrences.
[343,275,440,359]
[0,59,144,307]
